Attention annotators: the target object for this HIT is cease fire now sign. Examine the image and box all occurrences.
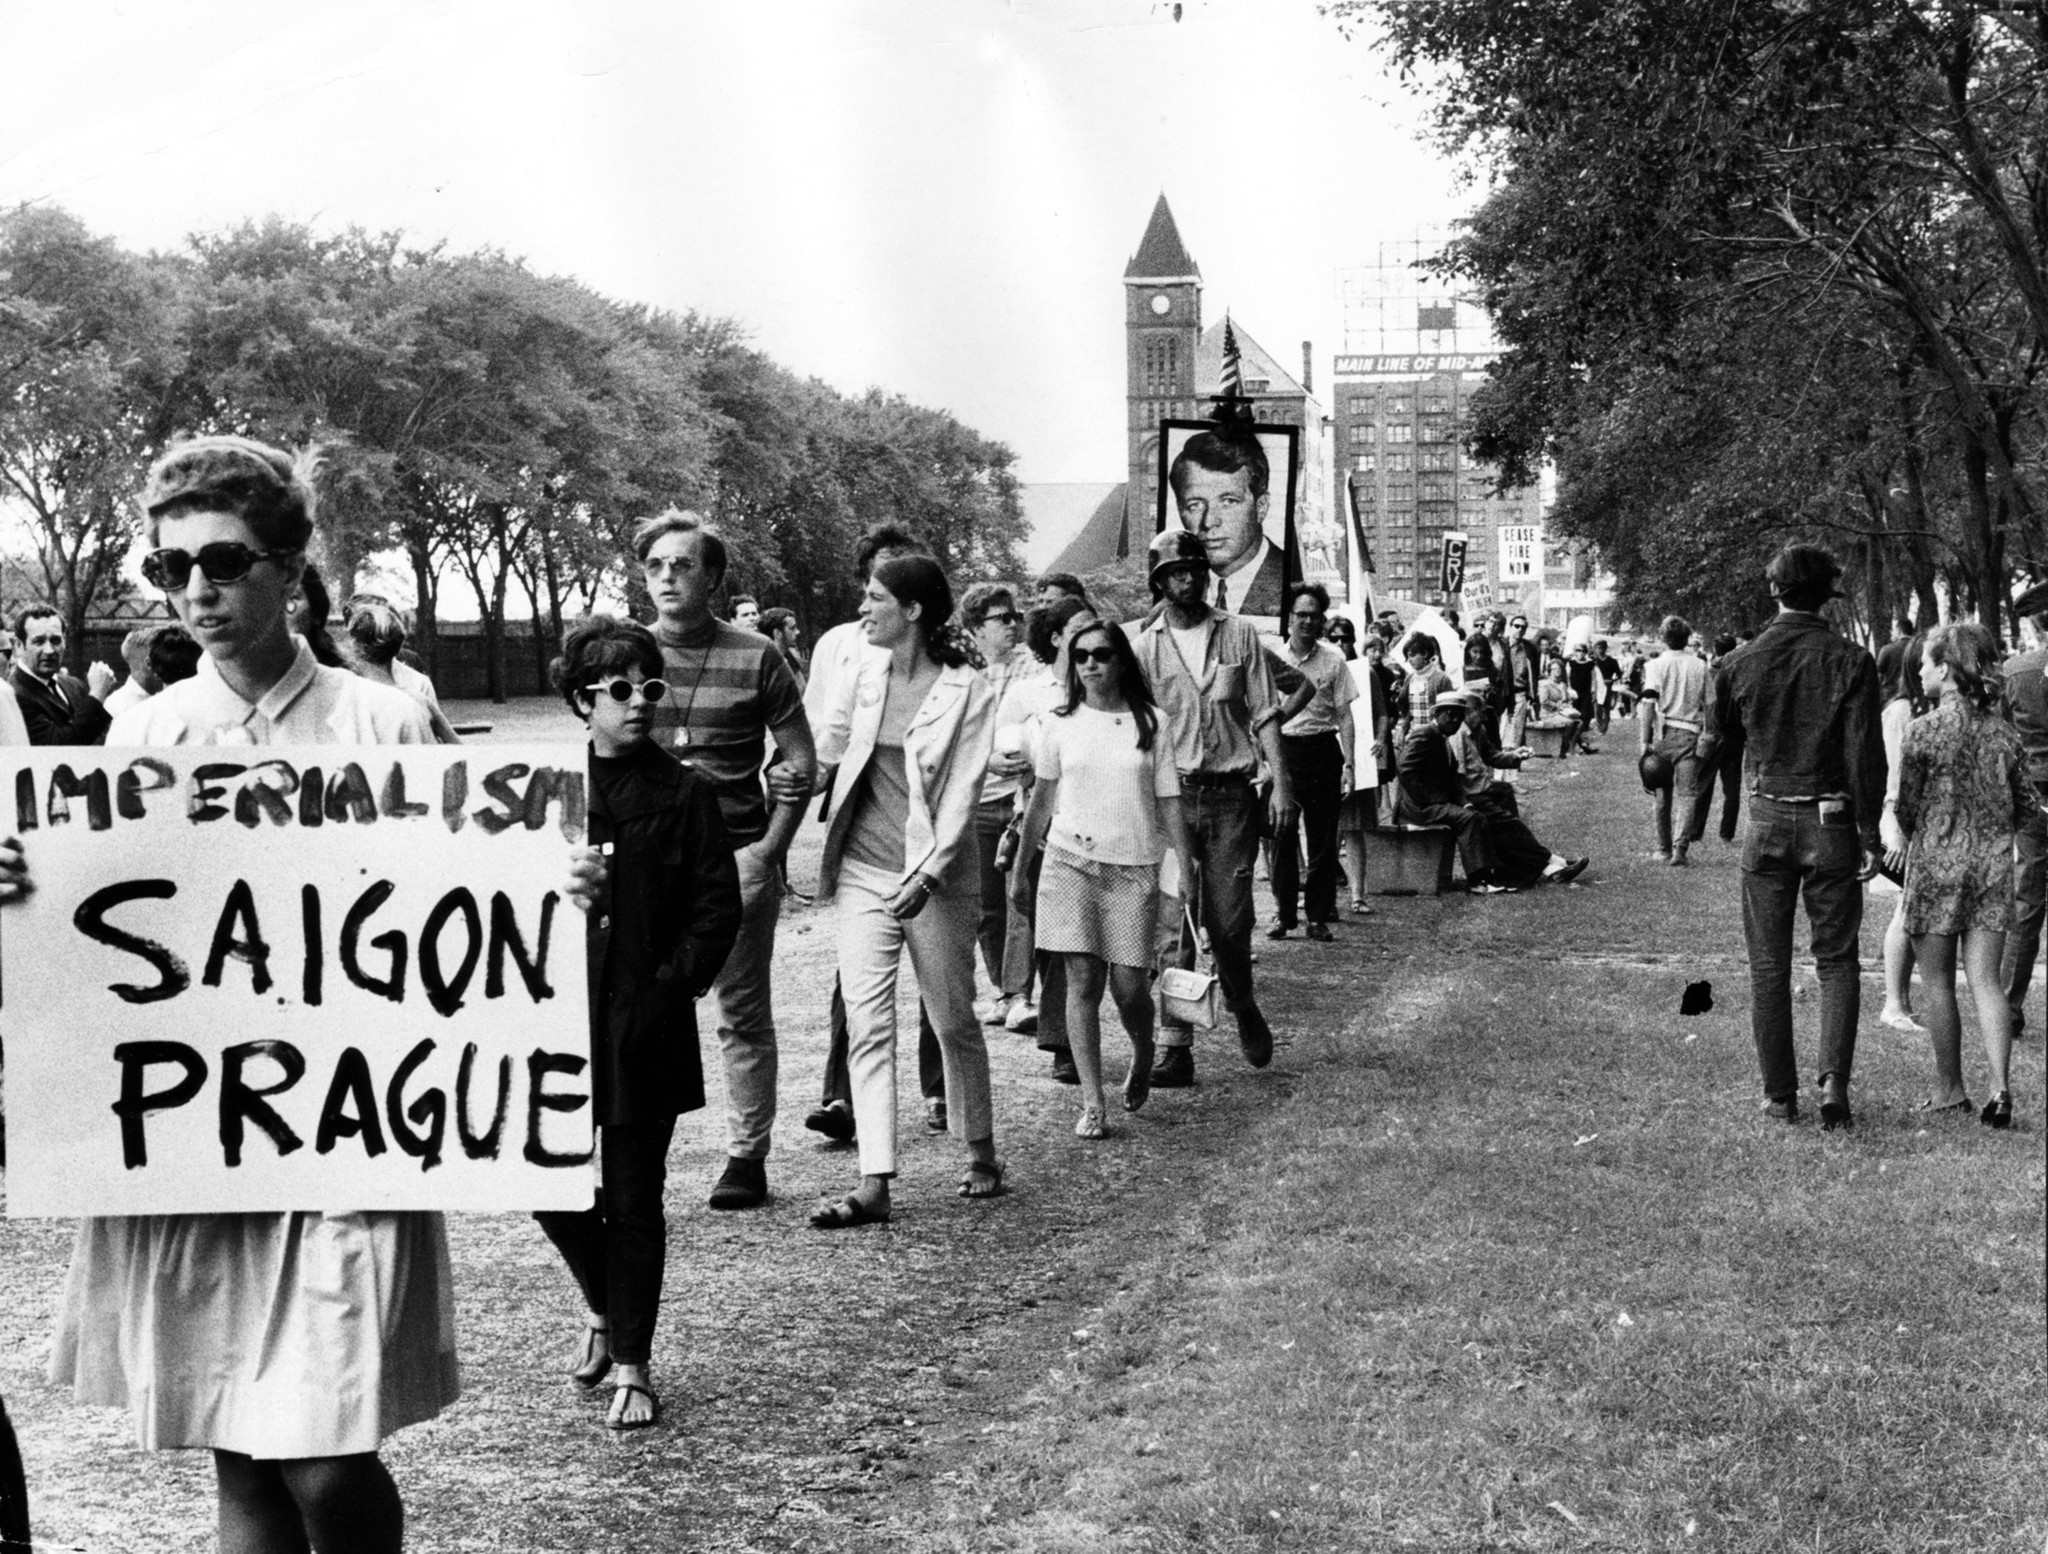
[3,746,593,1217]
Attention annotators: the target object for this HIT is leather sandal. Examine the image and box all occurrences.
[958,1160,1005,1198]
[809,1193,891,1229]
[607,1381,660,1431]
[569,1317,611,1389]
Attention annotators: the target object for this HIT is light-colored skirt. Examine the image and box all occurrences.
[50,1210,460,1457]
[1035,846,1159,969]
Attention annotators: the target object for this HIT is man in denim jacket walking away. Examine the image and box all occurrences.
[1699,543,1886,1128]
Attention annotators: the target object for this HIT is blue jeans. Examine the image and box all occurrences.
[1160,780,1260,1049]
[1653,727,1712,853]
[1740,795,1863,1102]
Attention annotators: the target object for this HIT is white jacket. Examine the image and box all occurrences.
[815,657,994,899]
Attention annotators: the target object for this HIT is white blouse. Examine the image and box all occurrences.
[109,638,434,747]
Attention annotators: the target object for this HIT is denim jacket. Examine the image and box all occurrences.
[1699,612,1885,848]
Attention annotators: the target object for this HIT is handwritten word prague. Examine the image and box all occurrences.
[4,746,593,1216]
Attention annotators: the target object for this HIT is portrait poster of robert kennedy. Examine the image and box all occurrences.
[1154,420,1302,631]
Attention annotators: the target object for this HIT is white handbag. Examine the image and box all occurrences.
[1157,904,1220,1028]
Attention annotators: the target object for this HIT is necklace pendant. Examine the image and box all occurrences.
[673,726,690,748]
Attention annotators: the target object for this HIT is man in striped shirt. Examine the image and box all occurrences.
[637,511,816,1210]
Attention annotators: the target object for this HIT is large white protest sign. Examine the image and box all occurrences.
[4,746,592,1216]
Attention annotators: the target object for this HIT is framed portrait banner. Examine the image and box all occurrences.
[1155,419,1302,631]
[2,745,594,1216]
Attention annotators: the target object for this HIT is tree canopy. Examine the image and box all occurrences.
[1339,0,2046,635]
[0,207,1028,693]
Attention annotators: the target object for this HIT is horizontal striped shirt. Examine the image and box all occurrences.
[649,618,807,844]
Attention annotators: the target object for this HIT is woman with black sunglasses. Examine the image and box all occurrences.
[535,616,741,1429]
[1016,619,1193,1137]
[31,436,457,1553]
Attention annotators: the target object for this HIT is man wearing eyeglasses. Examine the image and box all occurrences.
[10,606,114,746]
[961,584,1034,1039]
[1503,611,1542,746]
[633,509,816,1211]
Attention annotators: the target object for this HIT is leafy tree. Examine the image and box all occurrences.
[1343,0,2047,627]
[0,205,187,659]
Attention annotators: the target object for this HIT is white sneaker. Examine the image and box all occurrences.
[1004,1000,1039,1034]
[975,997,1009,1026]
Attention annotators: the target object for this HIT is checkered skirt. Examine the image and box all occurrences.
[1035,844,1159,969]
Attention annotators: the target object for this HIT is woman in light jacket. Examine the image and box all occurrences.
[810,554,1001,1227]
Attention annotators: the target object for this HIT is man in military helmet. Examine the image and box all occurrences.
[1130,527,1298,1087]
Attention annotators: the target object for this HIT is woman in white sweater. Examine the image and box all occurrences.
[1019,620,1194,1138]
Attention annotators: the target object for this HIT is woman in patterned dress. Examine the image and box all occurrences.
[0,437,458,1552]
[1896,621,2026,1128]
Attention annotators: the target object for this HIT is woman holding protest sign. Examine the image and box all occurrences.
[3,436,453,1553]
[808,554,1001,1227]
[534,615,742,1430]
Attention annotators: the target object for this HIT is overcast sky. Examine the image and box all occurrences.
[1,0,1477,492]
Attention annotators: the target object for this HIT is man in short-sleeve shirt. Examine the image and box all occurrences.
[638,511,815,1210]
[1639,613,1712,864]
[1131,528,1297,1087]
[1270,583,1356,939]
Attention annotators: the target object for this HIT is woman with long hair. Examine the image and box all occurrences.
[8,436,458,1553]
[1897,622,2027,1127]
[1017,620,1193,1137]
[1876,634,1928,1031]
[810,554,1001,1225]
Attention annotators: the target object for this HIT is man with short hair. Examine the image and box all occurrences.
[636,511,816,1208]
[1034,572,1090,610]
[1268,583,1355,942]
[10,606,113,745]
[102,624,167,718]
[757,607,804,689]
[960,583,1034,1032]
[1132,528,1295,1086]
[1699,543,1884,1129]
[1170,430,1287,618]
[1639,614,1712,864]
[729,594,761,633]
[1502,611,1541,744]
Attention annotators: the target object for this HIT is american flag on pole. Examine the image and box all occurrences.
[1219,317,1244,400]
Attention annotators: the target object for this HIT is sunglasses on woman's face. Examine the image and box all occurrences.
[1073,646,1120,666]
[141,543,296,591]
[586,677,670,704]
[979,610,1022,626]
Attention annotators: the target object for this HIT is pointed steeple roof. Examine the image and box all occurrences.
[1125,194,1200,281]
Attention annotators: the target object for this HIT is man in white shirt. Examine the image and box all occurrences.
[1639,613,1712,864]
[1268,583,1356,941]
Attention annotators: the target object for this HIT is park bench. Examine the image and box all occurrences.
[1369,824,1458,896]
[1523,724,1574,759]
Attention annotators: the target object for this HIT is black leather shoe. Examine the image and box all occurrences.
[803,1103,856,1143]
[1150,1046,1195,1088]
[1236,1003,1274,1069]
[1265,923,1293,940]
[1818,1074,1852,1131]
[1763,1097,1800,1123]
[1305,922,1334,942]
[1050,1052,1080,1086]
[1980,1090,2014,1129]
[707,1156,769,1210]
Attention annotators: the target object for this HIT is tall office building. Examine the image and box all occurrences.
[1332,240,1544,615]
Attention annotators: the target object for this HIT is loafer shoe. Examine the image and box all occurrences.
[1149,1046,1195,1088]
[1050,1051,1081,1085]
[924,1096,948,1133]
[803,1103,856,1143]
[707,1156,769,1210]
[1236,1003,1274,1069]
[1004,1001,1039,1034]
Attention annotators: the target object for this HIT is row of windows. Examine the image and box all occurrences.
[1139,338,1180,397]
[1347,394,1452,417]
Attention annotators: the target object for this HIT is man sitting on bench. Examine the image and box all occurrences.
[1397,693,1588,895]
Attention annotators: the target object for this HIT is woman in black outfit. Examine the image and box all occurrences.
[537,616,743,1431]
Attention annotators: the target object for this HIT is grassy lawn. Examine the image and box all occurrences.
[3,706,2042,1551]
